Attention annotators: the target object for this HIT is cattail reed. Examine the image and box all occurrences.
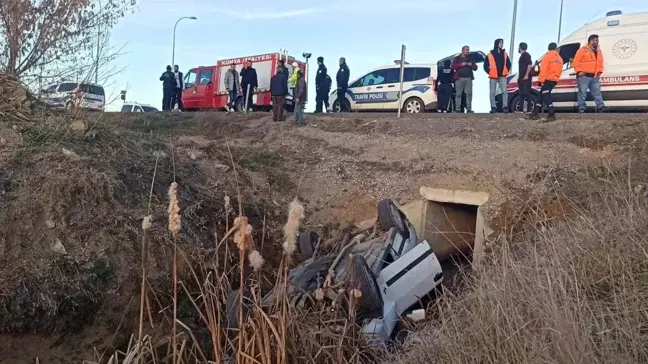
[282,197,304,256]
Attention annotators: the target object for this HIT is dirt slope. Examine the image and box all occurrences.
[0,111,646,363]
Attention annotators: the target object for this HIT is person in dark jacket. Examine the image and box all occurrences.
[517,42,533,113]
[336,57,350,112]
[159,65,176,111]
[484,38,512,113]
[294,69,307,125]
[435,59,454,113]
[315,56,328,113]
[451,45,478,113]
[270,66,289,121]
[240,60,258,111]
[172,65,184,111]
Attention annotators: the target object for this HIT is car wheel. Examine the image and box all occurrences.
[510,93,538,112]
[226,289,252,329]
[377,199,406,235]
[298,230,319,260]
[403,97,424,114]
[346,254,382,319]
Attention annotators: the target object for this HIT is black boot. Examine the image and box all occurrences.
[545,107,556,122]
[528,105,541,121]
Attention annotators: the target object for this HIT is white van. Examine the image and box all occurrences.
[507,10,648,112]
[331,51,486,113]
[40,81,106,111]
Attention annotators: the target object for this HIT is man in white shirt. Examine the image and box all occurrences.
[172,65,184,111]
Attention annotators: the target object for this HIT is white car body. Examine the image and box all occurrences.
[507,10,648,111]
[40,81,105,111]
[120,102,159,112]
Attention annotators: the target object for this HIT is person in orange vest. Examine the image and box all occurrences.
[484,38,512,113]
[529,42,563,122]
[573,34,607,113]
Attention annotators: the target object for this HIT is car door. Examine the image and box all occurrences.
[195,68,214,108]
[347,68,391,111]
[181,69,198,109]
[382,67,434,111]
[550,42,581,109]
[375,67,403,110]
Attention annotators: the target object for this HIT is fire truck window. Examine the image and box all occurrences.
[185,71,196,88]
[198,69,213,85]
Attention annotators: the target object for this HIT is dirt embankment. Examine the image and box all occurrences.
[0,110,646,362]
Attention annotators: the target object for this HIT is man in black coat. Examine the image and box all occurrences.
[315,56,328,113]
[240,60,258,111]
[336,57,350,112]
[172,65,184,111]
[159,65,176,111]
[270,66,289,121]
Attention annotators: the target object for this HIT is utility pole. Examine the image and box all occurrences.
[95,0,102,84]
[557,0,564,42]
[509,0,518,65]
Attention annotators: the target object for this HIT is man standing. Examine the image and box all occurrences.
[517,43,532,113]
[573,34,606,113]
[270,66,289,121]
[530,42,563,122]
[240,60,258,112]
[224,64,240,111]
[451,46,478,113]
[294,68,307,126]
[159,65,176,111]
[336,57,350,112]
[484,38,512,113]
[172,65,184,111]
[435,59,454,113]
[315,56,328,113]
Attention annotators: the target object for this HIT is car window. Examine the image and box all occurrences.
[135,106,143,112]
[79,84,105,96]
[403,67,431,82]
[360,69,390,87]
[121,105,132,112]
[198,69,213,85]
[185,71,197,88]
[44,84,58,93]
[58,83,77,92]
[382,68,401,84]
[142,106,157,112]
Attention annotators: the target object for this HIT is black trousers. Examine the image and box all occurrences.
[534,80,557,115]
[518,79,532,110]
[242,84,254,110]
[162,88,173,111]
[172,88,183,110]
[315,88,330,112]
[437,83,453,111]
[336,86,348,111]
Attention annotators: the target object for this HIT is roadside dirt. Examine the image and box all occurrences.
[0,110,646,363]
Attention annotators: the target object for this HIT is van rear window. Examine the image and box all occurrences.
[58,83,77,92]
[79,84,105,96]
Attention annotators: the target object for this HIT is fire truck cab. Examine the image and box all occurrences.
[182,53,307,112]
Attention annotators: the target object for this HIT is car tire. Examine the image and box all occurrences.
[332,98,350,113]
[377,199,406,235]
[347,254,382,318]
[510,92,538,113]
[403,97,424,114]
[225,289,252,329]
[298,230,318,260]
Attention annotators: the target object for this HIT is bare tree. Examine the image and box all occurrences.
[0,0,135,82]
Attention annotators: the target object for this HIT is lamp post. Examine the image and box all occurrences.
[172,16,197,66]
[557,0,564,42]
[509,0,518,65]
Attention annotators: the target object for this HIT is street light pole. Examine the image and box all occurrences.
[509,0,518,65]
[557,0,564,42]
[95,0,102,84]
[172,16,197,66]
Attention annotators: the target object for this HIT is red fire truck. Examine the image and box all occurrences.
[182,52,307,112]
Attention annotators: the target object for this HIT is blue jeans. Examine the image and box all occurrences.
[577,76,605,111]
[228,89,237,110]
[294,104,305,125]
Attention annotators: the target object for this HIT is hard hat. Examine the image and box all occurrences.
[292,62,299,67]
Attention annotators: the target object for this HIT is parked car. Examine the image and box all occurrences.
[120,102,158,112]
[40,81,105,111]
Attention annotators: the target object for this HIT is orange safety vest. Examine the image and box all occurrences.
[538,50,563,83]
[487,51,509,79]
[573,45,604,75]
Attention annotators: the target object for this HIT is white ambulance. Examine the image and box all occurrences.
[507,10,648,112]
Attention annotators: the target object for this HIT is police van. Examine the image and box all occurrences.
[331,52,487,113]
[507,10,648,112]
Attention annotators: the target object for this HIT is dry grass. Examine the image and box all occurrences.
[393,168,648,364]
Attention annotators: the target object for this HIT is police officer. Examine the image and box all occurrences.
[336,57,350,112]
[435,59,454,113]
[315,56,328,113]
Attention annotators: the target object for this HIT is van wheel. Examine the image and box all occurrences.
[377,199,406,236]
[403,97,424,113]
[510,93,538,112]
